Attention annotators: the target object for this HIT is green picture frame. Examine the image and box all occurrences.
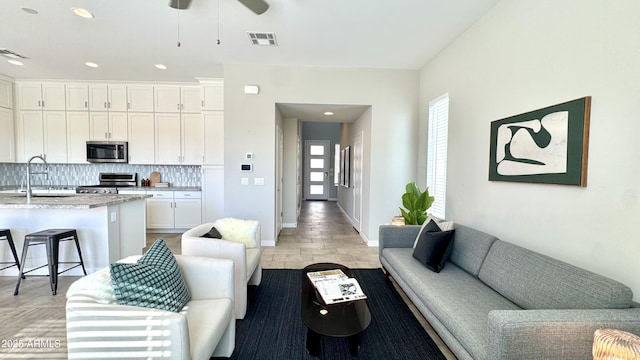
[489,97,591,186]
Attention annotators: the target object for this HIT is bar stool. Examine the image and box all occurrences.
[0,229,20,272]
[14,229,87,296]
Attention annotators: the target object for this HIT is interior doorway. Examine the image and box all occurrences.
[304,140,330,200]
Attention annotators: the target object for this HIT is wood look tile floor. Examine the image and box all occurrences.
[0,200,455,359]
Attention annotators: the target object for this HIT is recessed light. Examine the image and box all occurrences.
[8,60,23,66]
[155,64,167,70]
[324,112,334,116]
[85,61,99,68]
[21,8,39,15]
[71,7,94,19]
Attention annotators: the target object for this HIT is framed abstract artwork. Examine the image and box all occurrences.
[489,96,591,186]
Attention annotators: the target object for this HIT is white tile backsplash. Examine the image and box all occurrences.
[0,163,201,187]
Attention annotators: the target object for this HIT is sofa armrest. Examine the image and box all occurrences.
[175,255,234,301]
[66,296,190,359]
[487,308,640,360]
[379,225,420,253]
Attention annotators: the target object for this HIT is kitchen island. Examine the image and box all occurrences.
[0,193,151,276]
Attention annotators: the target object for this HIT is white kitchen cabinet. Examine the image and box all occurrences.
[17,83,66,111]
[90,112,128,141]
[155,86,201,113]
[127,85,154,112]
[43,111,68,163]
[146,191,202,230]
[66,112,90,163]
[128,112,155,164]
[0,107,15,162]
[181,87,201,113]
[0,80,13,109]
[88,84,128,112]
[181,113,205,165]
[66,84,89,111]
[155,113,182,165]
[174,191,202,228]
[17,110,67,163]
[146,191,175,229]
[201,81,224,111]
[201,166,224,223]
[155,113,204,165]
[203,111,224,165]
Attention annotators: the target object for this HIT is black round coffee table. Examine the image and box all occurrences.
[301,263,371,356]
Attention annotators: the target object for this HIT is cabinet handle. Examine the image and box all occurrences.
[177,104,180,110]
[108,101,111,108]
[127,102,131,109]
[42,101,45,108]
[105,132,108,139]
[104,101,107,109]
[85,101,88,108]
[201,100,204,107]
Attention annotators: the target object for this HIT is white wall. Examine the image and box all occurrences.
[224,64,419,244]
[419,0,640,300]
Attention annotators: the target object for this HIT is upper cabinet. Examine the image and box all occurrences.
[88,84,128,112]
[66,84,89,111]
[127,85,154,112]
[0,107,15,162]
[17,82,66,111]
[155,86,201,113]
[0,80,13,108]
[201,81,224,111]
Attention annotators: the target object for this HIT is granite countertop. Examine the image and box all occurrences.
[0,193,152,209]
[0,185,201,192]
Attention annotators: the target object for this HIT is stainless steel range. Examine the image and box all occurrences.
[76,173,137,194]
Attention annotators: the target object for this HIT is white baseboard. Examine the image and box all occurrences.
[261,239,276,247]
[283,223,297,228]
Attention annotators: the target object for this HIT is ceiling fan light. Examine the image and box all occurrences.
[8,59,23,66]
[155,64,168,70]
[238,0,269,15]
[85,61,99,68]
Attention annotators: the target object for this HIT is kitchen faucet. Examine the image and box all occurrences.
[26,155,49,200]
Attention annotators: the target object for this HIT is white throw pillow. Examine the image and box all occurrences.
[66,255,140,303]
[413,215,455,248]
[213,218,259,248]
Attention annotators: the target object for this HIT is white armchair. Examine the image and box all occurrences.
[182,220,263,319]
[65,255,235,360]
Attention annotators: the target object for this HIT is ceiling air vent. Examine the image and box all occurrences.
[0,49,28,59]
[247,32,277,46]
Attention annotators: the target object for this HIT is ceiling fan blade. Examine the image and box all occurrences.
[169,0,192,10]
[238,0,269,15]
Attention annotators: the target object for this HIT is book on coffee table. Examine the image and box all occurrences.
[307,269,367,305]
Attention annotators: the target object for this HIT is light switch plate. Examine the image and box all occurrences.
[254,178,265,186]
[241,178,249,185]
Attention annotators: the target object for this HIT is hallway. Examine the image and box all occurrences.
[261,201,380,269]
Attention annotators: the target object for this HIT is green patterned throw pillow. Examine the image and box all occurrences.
[110,239,191,312]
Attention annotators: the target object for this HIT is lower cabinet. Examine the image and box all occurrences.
[145,190,202,230]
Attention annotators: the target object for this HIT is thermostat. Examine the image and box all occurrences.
[241,163,253,172]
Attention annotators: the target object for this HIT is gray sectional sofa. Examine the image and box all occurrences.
[379,224,640,360]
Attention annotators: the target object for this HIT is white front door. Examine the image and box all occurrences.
[353,132,363,231]
[304,140,330,200]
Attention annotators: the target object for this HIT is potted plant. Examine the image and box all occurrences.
[399,182,435,225]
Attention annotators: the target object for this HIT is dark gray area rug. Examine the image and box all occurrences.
[224,268,446,360]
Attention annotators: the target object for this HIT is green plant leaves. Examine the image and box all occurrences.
[399,182,434,225]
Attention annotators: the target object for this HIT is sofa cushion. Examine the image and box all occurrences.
[214,218,258,248]
[381,248,521,360]
[111,239,192,312]
[412,229,454,273]
[478,240,634,310]
[186,298,234,360]
[448,224,498,277]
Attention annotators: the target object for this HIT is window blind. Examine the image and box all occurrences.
[427,93,449,219]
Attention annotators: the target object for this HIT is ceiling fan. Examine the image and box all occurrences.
[169,0,269,15]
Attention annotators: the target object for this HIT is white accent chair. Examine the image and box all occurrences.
[65,255,235,360]
[182,220,263,319]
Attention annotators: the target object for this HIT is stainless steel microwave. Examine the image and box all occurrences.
[86,141,128,163]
